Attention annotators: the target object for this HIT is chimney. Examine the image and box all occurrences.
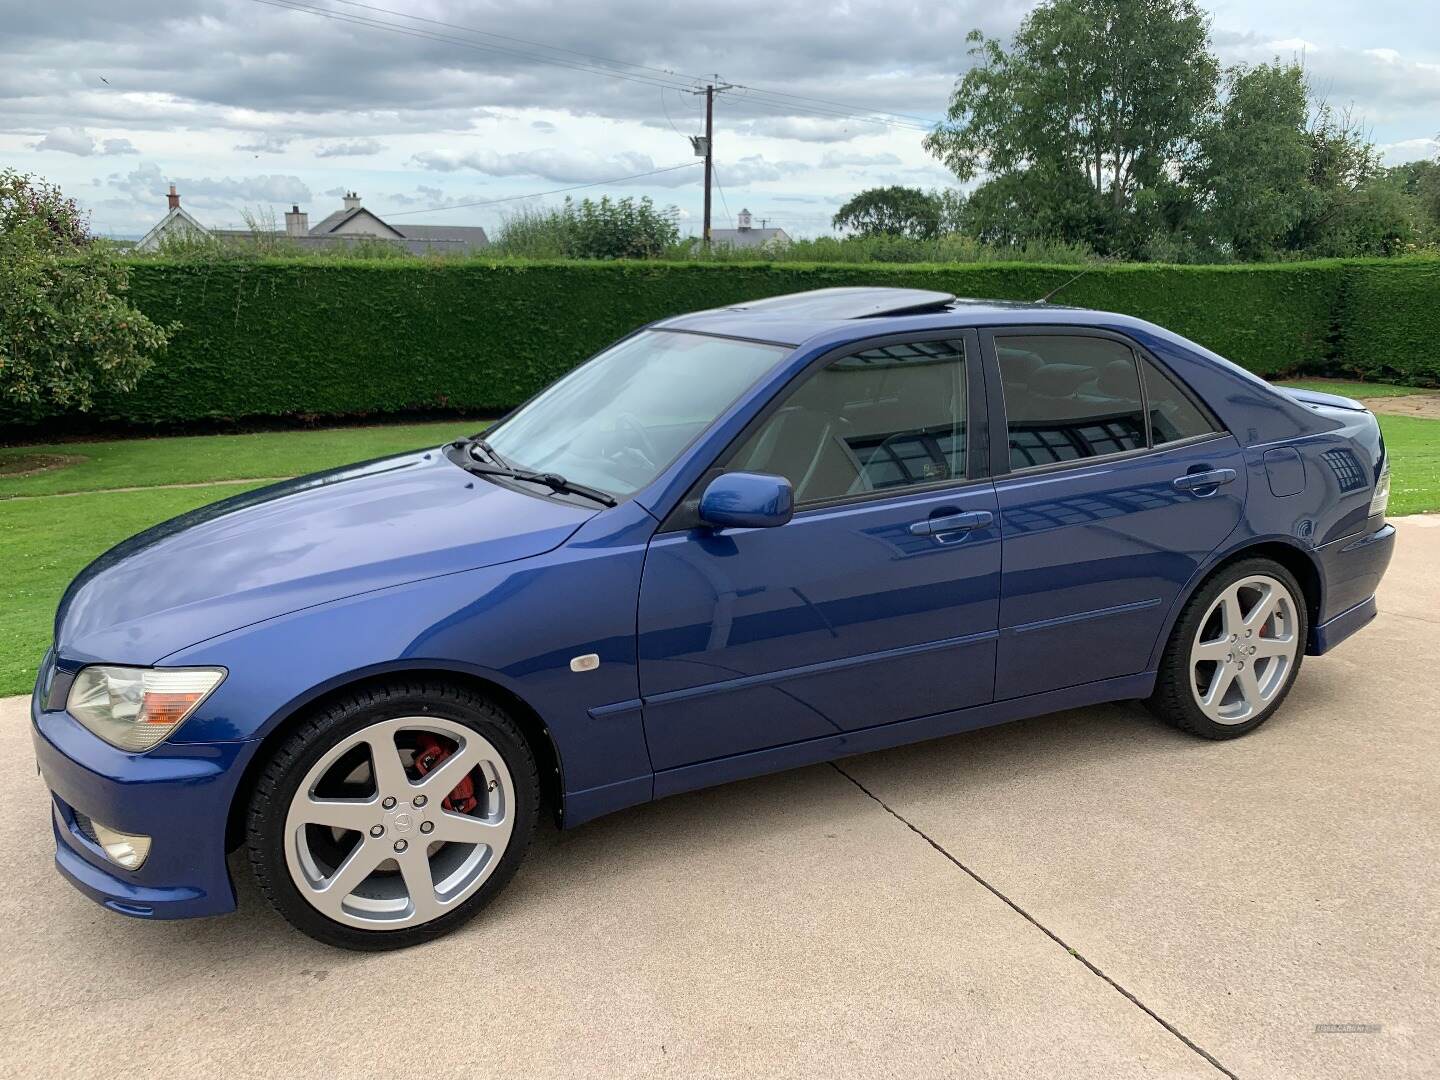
[737,208,752,231]
[342,190,361,210]
[167,184,180,210]
[285,204,309,236]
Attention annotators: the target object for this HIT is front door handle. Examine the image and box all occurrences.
[1172,468,1237,493]
[909,509,994,537]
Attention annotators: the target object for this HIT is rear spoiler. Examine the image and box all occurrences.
[1277,387,1368,413]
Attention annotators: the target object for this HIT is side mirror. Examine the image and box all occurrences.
[698,472,794,530]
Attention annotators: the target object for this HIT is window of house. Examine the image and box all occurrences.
[997,336,1146,470]
[727,339,967,504]
[1140,355,1219,445]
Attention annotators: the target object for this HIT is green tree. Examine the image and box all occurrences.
[1186,63,1312,259]
[492,195,680,259]
[925,0,1217,254]
[0,170,171,412]
[1382,155,1440,247]
[832,186,944,239]
[1288,104,1410,256]
[562,196,679,259]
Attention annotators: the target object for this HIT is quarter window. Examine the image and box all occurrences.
[728,339,967,504]
[997,336,1146,469]
[1141,355,1219,445]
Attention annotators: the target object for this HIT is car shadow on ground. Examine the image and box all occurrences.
[69,695,1242,970]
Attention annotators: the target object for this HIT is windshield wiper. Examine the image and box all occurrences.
[453,435,510,468]
[452,453,617,507]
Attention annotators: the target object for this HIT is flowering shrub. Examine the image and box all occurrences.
[0,170,173,412]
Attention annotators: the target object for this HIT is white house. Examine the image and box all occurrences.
[136,187,488,254]
[707,208,792,250]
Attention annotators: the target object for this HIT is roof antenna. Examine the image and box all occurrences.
[1036,264,1096,304]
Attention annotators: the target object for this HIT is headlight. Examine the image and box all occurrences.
[1370,459,1391,518]
[66,666,226,751]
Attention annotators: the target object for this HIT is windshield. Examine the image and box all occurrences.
[484,330,789,497]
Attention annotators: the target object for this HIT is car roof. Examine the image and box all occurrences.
[655,287,1097,346]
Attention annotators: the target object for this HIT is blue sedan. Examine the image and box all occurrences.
[32,288,1395,949]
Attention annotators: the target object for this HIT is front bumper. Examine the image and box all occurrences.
[31,688,252,920]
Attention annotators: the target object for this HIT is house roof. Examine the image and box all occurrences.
[306,208,488,251]
[137,205,208,250]
[398,223,491,244]
[140,193,488,254]
[308,206,405,238]
[707,227,791,249]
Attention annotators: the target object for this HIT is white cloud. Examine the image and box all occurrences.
[820,150,904,168]
[108,162,312,207]
[234,132,293,154]
[32,126,136,156]
[411,147,695,185]
[315,137,385,158]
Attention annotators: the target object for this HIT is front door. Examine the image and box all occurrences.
[637,333,1002,772]
[985,329,1246,699]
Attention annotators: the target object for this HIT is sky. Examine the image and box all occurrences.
[3,0,1438,239]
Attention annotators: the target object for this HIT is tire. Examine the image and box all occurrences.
[246,679,539,951]
[1148,557,1308,740]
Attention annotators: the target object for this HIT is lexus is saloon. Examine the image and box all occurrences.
[32,288,1395,949]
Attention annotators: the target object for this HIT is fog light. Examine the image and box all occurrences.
[91,821,152,870]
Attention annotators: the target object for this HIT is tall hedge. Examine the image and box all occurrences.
[6,256,1436,431]
[1335,260,1440,386]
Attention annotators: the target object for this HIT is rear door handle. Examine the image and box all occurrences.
[1172,468,1236,492]
[909,509,993,537]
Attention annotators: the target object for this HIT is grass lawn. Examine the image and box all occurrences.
[0,419,485,498]
[1,484,269,697]
[1275,378,1427,398]
[1,409,1437,698]
[1380,415,1440,517]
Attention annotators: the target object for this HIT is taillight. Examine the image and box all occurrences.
[1369,458,1391,519]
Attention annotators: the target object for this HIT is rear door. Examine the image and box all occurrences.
[637,332,1002,771]
[984,328,1246,700]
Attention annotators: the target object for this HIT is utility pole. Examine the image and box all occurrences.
[703,84,715,248]
[688,79,733,249]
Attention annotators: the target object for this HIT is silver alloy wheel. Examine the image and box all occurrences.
[1190,574,1300,725]
[283,716,514,930]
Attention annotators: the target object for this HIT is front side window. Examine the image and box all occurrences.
[486,330,788,497]
[727,338,967,505]
[998,336,1145,470]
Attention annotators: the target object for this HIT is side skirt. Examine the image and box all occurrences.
[561,671,1156,827]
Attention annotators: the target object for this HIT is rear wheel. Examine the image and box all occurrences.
[1149,558,1307,739]
[246,680,538,950]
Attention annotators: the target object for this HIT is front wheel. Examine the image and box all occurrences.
[1148,558,1307,739]
[246,680,539,950]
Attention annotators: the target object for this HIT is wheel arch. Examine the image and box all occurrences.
[1147,537,1324,671]
[224,666,564,851]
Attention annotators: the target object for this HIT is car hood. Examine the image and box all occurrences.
[54,449,594,665]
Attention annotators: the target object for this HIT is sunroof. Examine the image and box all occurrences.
[724,287,956,320]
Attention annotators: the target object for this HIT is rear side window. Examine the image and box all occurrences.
[997,336,1145,469]
[728,338,967,504]
[1140,355,1219,445]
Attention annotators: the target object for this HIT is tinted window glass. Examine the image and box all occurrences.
[487,330,787,497]
[729,339,966,504]
[1141,355,1218,444]
[998,336,1145,470]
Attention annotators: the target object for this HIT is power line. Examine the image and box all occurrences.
[247,0,935,132]
[710,163,735,228]
[323,0,937,128]
[380,161,700,217]
[252,0,702,97]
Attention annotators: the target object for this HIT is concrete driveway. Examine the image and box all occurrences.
[1,518,1435,1080]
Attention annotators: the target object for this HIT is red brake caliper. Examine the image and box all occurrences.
[412,734,479,814]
